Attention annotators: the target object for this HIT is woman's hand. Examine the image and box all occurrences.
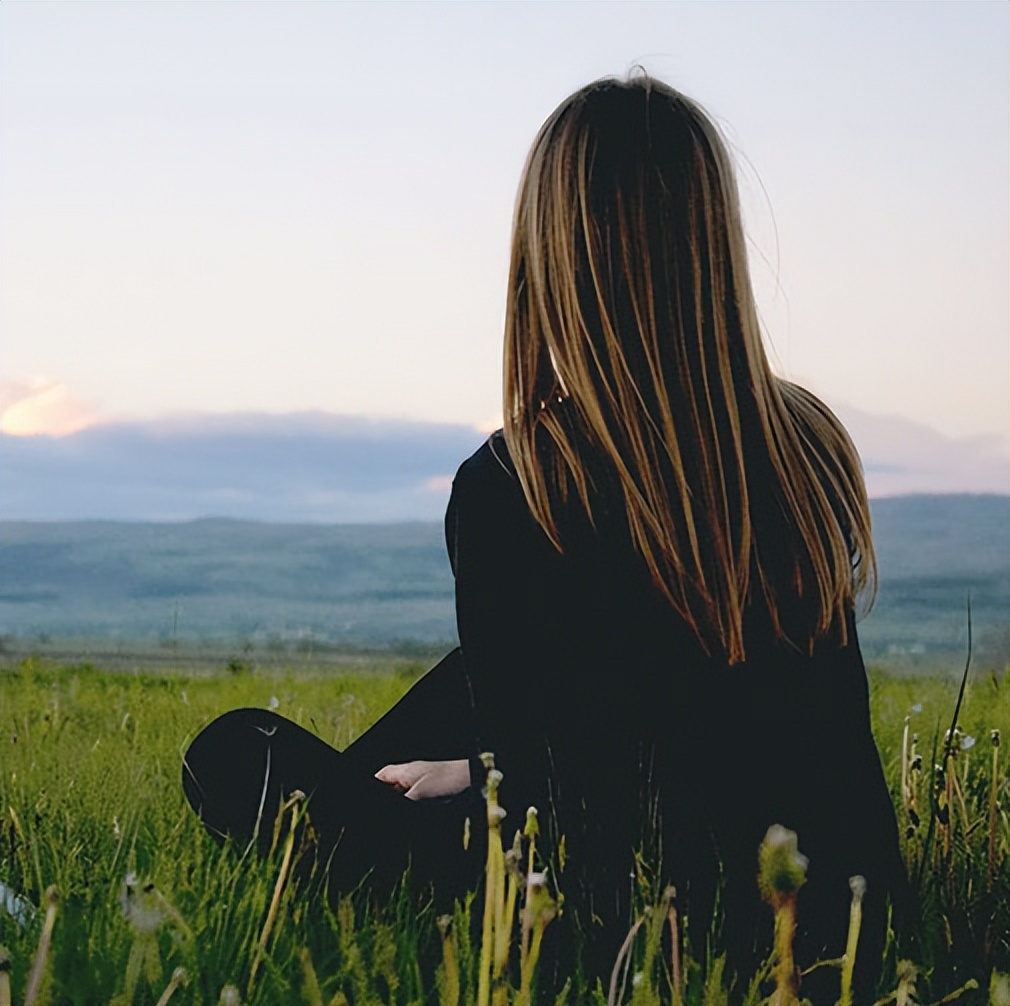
[374,759,471,801]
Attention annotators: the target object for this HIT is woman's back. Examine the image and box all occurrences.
[449,429,903,990]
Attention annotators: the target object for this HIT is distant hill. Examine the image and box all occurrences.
[858,494,1008,667]
[0,494,1006,671]
[0,519,456,649]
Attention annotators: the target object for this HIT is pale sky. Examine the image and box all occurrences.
[2,1,1008,447]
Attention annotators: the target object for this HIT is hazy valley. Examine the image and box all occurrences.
[1,493,1006,673]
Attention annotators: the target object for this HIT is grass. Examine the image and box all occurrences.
[0,655,1006,1005]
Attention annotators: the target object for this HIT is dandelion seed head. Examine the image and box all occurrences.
[896,960,917,984]
[219,984,242,1006]
[849,875,866,900]
[910,704,922,714]
[120,874,165,934]
[960,734,976,751]
[268,696,279,710]
[504,847,523,877]
[758,825,808,905]
[524,806,539,839]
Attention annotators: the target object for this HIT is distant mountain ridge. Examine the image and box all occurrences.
[1,495,1006,670]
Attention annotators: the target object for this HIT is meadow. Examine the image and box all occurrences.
[0,656,1006,1006]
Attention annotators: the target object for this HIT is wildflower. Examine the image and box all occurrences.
[518,868,559,1006]
[758,826,807,1006]
[483,768,504,802]
[121,872,166,934]
[119,873,191,1004]
[524,806,539,840]
[488,805,507,828]
[268,695,280,710]
[894,960,917,1006]
[757,825,808,909]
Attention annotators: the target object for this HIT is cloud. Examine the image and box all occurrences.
[0,403,1005,523]
[0,378,99,437]
[0,411,486,521]
[831,403,1009,497]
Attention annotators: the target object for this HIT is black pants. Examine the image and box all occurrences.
[182,649,486,906]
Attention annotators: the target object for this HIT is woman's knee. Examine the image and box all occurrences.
[182,708,290,837]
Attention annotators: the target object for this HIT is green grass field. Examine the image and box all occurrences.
[0,657,1006,1005]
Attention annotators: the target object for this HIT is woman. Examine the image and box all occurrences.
[183,74,905,995]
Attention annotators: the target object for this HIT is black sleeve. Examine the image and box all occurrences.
[444,447,555,818]
[340,647,478,775]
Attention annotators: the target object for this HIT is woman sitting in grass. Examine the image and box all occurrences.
[184,73,906,996]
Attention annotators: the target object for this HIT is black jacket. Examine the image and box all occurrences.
[446,431,906,990]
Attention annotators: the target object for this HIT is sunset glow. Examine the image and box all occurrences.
[0,380,97,437]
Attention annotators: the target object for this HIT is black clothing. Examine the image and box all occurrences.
[182,650,485,905]
[183,432,906,996]
[446,433,906,991]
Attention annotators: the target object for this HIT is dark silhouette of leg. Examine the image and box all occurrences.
[182,650,484,905]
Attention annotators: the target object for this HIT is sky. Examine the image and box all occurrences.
[1,2,1008,501]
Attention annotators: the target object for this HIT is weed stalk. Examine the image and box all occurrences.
[477,754,503,1006]
[437,915,460,1006]
[154,966,189,1006]
[839,875,865,1006]
[988,729,1001,893]
[247,789,305,998]
[23,885,58,1006]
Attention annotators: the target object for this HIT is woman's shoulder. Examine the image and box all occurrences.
[452,430,518,493]
[447,431,555,560]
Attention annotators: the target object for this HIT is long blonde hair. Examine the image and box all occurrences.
[503,75,875,664]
